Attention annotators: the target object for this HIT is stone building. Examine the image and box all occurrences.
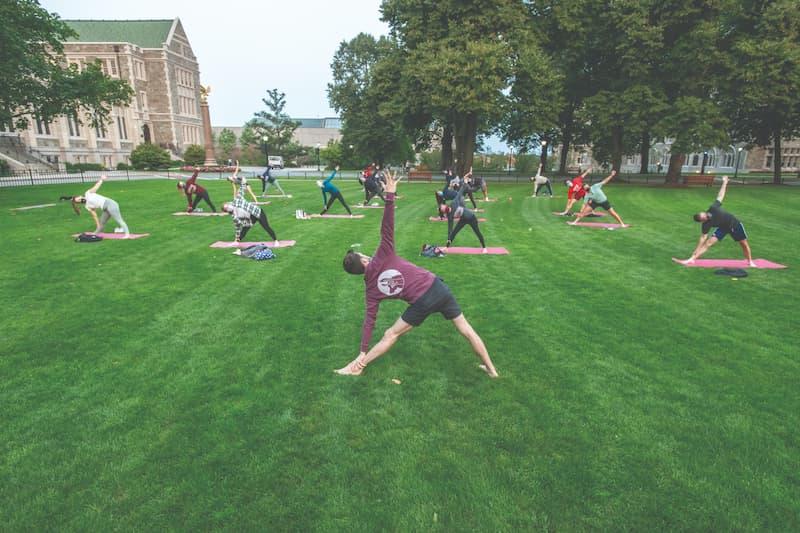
[0,18,203,170]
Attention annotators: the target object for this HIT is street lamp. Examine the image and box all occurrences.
[262,135,269,169]
[700,150,708,175]
[316,143,321,172]
[733,146,743,180]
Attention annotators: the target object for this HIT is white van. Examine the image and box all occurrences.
[268,155,284,169]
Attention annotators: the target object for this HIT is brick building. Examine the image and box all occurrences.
[1,18,203,170]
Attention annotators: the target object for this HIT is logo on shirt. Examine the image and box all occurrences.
[377,269,405,296]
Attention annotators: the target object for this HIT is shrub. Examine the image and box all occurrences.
[116,162,131,170]
[0,158,10,176]
[65,162,105,172]
[130,143,171,170]
[183,144,205,166]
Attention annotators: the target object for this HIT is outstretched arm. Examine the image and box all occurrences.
[373,170,398,260]
[246,184,259,203]
[536,164,542,178]
[86,206,100,231]
[324,166,339,185]
[86,175,106,194]
[600,169,618,186]
[580,167,592,178]
[716,175,729,203]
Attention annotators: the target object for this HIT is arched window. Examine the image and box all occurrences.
[692,154,700,166]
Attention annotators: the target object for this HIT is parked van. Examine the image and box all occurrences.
[268,155,284,169]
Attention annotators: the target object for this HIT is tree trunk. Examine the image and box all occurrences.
[540,139,548,172]
[611,126,623,172]
[773,129,782,184]
[441,123,454,171]
[639,130,650,174]
[558,106,575,175]
[453,113,477,177]
[665,152,685,183]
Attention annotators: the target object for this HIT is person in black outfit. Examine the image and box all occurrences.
[677,176,756,267]
[441,177,487,253]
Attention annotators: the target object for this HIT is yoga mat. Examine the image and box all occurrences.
[567,222,628,229]
[260,194,293,198]
[671,258,787,269]
[72,232,149,239]
[445,246,509,255]
[478,198,498,202]
[429,217,488,222]
[211,240,297,249]
[12,203,57,211]
[354,204,386,209]
[552,211,605,217]
[308,214,364,219]
[254,201,272,205]
[172,212,227,217]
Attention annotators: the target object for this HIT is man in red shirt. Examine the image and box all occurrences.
[558,167,591,215]
[177,170,217,212]
[336,169,498,378]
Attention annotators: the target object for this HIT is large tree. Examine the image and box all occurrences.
[243,89,300,158]
[0,0,133,130]
[719,0,800,184]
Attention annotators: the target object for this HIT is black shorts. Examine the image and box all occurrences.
[588,199,612,210]
[714,222,748,242]
[401,278,462,326]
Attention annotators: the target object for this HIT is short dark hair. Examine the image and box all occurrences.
[693,213,704,222]
[343,250,365,275]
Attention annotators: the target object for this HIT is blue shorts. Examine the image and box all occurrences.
[714,222,747,242]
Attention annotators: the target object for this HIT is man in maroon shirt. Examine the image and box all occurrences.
[336,169,499,378]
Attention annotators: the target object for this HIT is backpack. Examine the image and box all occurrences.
[76,233,103,242]
[240,244,275,260]
[420,244,446,258]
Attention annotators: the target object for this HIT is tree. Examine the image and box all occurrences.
[0,0,133,131]
[244,89,300,158]
[130,143,171,170]
[183,144,205,166]
[216,128,237,161]
[719,0,800,184]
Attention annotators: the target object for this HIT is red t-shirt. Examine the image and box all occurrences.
[568,176,584,200]
[185,173,206,199]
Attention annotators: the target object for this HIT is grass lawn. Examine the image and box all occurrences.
[1,178,798,530]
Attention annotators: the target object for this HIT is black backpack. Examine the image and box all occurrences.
[75,233,103,243]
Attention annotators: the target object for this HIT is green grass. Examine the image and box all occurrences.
[1,179,798,531]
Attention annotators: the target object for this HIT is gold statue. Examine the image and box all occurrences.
[200,84,211,103]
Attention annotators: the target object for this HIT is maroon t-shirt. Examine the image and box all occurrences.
[360,192,436,351]
[184,173,205,200]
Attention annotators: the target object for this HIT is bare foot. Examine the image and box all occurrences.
[567,221,578,225]
[479,364,499,378]
[335,359,364,376]
[748,261,757,268]
[482,248,488,254]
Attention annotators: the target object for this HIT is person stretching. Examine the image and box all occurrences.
[227,161,259,203]
[70,175,130,237]
[177,170,216,212]
[568,170,628,226]
[467,173,488,203]
[559,167,591,215]
[362,167,386,204]
[259,165,287,197]
[318,165,353,215]
[676,176,756,267]
[222,199,278,245]
[336,169,498,378]
[530,163,553,197]
[442,180,487,252]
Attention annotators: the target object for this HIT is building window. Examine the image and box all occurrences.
[134,60,146,81]
[117,116,128,140]
[95,120,107,139]
[100,58,118,77]
[35,115,51,136]
[691,154,699,166]
[67,113,81,137]
[766,155,773,168]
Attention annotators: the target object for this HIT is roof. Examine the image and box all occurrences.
[63,19,176,48]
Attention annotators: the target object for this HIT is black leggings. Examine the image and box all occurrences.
[322,191,352,215]
[191,190,216,212]
[365,186,385,203]
[241,211,277,241]
[448,215,485,248]
[535,181,553,196]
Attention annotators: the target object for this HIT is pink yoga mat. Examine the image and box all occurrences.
[260,194,292,198]
[12,203,57,211]
[254,201,271,205]
[172,212,227,217]
[552,211,606,217]
[355,204,387,209]
[444,246,509,255]
[671,258,787,269]
[429,217,488,222]
[211,240,297,249]
[307,214,364,219]
[567,222,628,229]
[72,232,149,239]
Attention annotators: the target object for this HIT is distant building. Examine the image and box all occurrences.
[211,117,342,155]
[0,18,203,170]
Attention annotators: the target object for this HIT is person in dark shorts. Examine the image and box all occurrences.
[568,170,628,226]
[336,169,498,378]
[177,170,216,212]
[677,176,756,267]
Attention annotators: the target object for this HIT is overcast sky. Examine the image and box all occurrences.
[40,0,508,152]
[41,0,389,126]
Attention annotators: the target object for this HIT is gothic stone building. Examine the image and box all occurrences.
[10,19,203,169]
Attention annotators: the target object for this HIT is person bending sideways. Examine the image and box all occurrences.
[70,175,130,237]
[568,170,628,227]
[530,163,553,197]
[442,180,487,252]
[336,169,499,378]
[677,176,756,267]
[177,170,216,212]
[318,165,353,215]
[222,199,278,245]
[227,161,260,203]
[559,167,591,215]
[259,165,287,197]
